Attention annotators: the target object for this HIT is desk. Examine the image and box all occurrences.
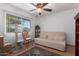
[0,36,12,54]
[0,36,3,46]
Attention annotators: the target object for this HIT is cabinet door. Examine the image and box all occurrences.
[76,25,79,32]
[76,48,79,56]
[76,33,79,41]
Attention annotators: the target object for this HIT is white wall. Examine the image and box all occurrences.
[36,8,79,46]
[0,3,36,44]
[0,3,78,46]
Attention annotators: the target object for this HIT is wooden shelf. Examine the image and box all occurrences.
[77,24,79,25]
[76,32,79,34]
[35,25,40,38]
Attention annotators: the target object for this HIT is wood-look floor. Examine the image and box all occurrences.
[10,43,75,56]
[35,44,75,56]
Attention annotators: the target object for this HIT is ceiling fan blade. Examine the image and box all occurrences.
[30,3,37,8]
[41,3,48,7]
[43,8,52,12]
[37,3,41,6]
[30,9,36,11]
[36,3,42,8]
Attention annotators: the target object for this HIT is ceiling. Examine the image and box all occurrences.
[9,3,79,16]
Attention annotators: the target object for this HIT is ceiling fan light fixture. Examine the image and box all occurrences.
[39,12,42,15]
[30,3,52,15]
[37,8,43,13]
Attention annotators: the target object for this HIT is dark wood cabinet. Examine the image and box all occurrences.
[76,19,79,56]
[75,13,79,56]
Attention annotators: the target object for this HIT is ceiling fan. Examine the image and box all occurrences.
[30,3,52,15]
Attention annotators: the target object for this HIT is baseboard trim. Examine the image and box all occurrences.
[67,44,75,47]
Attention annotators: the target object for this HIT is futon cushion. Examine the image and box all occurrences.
[54,36,65,41]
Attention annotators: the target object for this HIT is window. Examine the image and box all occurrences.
[6,14,31,33]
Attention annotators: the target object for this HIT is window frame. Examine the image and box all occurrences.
[4,11,31,34]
